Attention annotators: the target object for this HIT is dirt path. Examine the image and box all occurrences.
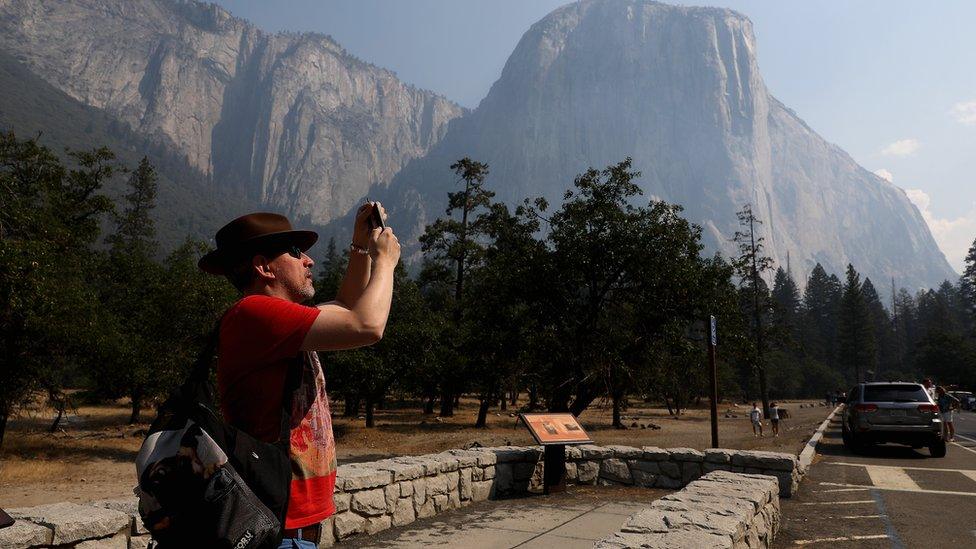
[0,398,831,508]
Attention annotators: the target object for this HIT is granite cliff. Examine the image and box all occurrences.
[362,0,955,288]
[0,0,463,226]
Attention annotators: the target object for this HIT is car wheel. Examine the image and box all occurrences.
[929,439,947,458]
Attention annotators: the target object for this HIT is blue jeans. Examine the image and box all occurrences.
[278,538,317,549]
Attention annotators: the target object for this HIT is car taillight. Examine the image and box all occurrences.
[917,404,939,413]
[853,403,878,412]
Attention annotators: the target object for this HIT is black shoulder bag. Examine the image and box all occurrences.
[135,324,299,549]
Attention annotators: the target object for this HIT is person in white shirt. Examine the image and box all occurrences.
[750,402,763,437]
[769,402,781,437]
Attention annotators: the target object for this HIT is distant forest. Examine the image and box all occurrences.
[2,133,974,450]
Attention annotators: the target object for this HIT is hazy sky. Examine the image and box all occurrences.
[213,0,976,273]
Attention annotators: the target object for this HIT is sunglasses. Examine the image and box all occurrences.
[284,245,303,260]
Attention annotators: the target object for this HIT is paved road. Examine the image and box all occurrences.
[776,409,976,547]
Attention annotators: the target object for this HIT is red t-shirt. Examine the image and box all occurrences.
[218,294,338,529]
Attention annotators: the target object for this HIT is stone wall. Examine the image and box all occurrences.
[594,470,780,548]
[0,445,798,548]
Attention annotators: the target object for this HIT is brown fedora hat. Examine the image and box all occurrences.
[198,212,318,275]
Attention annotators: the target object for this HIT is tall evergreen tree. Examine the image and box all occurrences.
[732,204,774,416]
[419,157,494,416]
[838,265,874,383]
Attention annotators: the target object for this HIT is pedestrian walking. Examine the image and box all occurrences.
[750,402,764,437]
[936,386,960,442]
[769,402,781,437]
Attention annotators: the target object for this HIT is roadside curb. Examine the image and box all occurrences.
[798,405,842,473]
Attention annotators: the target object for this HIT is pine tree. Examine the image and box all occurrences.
[732,204,774,416]
[838,265,874,383]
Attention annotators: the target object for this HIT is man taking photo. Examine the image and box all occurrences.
[198,203,399,548]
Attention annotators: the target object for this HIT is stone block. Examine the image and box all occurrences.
[364,515,392,535]
[471,480,494,501]
[579,444,613,459]
[632,469,657,487]
[433,494,450,513]
[640,446,670,461]
[628,460,660,473]
[412,477,428,507]
[75,530,127,549]
[489,446,541,463]
[385,484,399,512]
[371,460,426,481]
[9,502,130,545]
[442,449,483,467]
[606,445,643,459]
[482,465,496,479]
[448,491,461,509]
[426,473,450,496]
[416,498,436,519]
[669,447,705,462]
[351,488,388,516]
[599,458,633,484]
[703,461,731,474]
[0,518,52,548]
[657,461,680,478]
[681,462,703,484]
[654,475,683,489]
[729,450,797,472]
[472,467,483,481]
[333,512,365,540]
[460,468,473,500]
[434,454,461,472]
[319,517,336,548]
[336,465,392,491]
[91,498,145,535]
[513,461,537,481]
[398,480,414,498]
[703,448,735,464]
[577,461,600,484]
[129,535,152,549]
[333,492,351,513]
[565,461,578,481]
[392,497,416,527]
[565,445,583,459]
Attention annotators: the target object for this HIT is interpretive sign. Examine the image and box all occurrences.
[519,413,593,445]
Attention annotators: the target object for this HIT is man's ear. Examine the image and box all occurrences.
[252,254,276,282]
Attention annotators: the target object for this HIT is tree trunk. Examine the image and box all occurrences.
[0,411,8,450]
[129,390,142,425]
[344,393,360,417]
[454,395,461,408]
[49,403,65,433]
[510,389,518,406]
[439,385,454,417]
[664,397,675,416]
[612,391,624,429]
[423,395,435,415]
[500,396,507,412]
[365,396,375,428]
[475,397,491,428]
[529,384,539,410]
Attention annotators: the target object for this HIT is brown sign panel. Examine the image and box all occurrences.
[519,413,593,445]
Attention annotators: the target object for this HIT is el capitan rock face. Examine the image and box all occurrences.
[0,0,955,287]
[0,0,463,226]
[365,0,954,288]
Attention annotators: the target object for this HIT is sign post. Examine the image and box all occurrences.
[708,315,719,448]
[519,413,593,495]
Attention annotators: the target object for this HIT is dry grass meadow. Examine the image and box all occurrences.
[0,395,832,508]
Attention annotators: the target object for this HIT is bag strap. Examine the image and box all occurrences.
[188,315,302,450]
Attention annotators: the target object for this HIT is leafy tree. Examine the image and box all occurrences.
[0,133,117,447]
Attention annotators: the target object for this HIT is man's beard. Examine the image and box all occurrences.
[282,276,315,302]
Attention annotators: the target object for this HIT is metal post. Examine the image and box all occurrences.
[708,315,719,448]
[543,444,567,494]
